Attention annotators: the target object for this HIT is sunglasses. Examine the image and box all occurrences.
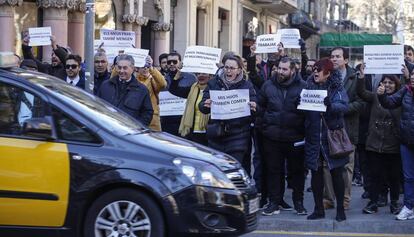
[167,60,178,65]
[312,66,323,72]
[65,64,78,69]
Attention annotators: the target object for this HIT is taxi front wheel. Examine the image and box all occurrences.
[83,188,165,237]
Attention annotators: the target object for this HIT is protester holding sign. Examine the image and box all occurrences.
[135,55,167,131]
[257,57,307,216]
[22,34,68,80]
[199,55,256,170]
[304,58,349,222]
[356,65,402,216]
[378,70,414,221]
[169,72,213,146]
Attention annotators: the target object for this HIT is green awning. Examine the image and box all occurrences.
[320,33,393,47]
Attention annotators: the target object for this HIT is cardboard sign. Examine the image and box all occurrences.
[159,91,187,116]
[181,46,222,74]
[364,45,404,74]
[28,27,52,46]
[297,89,327,112]
[279,28,301,49]
[124,48,149,67]
[255,34,281,53]
[100,29,135,48]
[210,89,250,120]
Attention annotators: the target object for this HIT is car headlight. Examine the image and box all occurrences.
[173,158,235,189]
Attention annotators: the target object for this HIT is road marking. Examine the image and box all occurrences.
[253,230,414,237]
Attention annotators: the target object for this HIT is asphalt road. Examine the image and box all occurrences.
[242,230,414,237]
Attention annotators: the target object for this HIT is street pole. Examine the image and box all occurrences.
[84,0,95,93]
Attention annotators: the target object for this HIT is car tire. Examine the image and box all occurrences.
[84,188,165,237]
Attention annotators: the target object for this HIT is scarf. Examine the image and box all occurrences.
[179,82,209,137]
[219,68,244,88]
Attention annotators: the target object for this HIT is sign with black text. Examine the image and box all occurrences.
[181,46,222,74]
[297,89,327,112]
[159,91,187,116]
[364,45,404,74]
[210,89,250,120]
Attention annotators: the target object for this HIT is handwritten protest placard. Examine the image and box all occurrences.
[124,48,149,67]
[159,91,187,116]
[279,28,301,49]
[100,29,135,48]
[210,89,250,120]
[364,45,404,74]
[28,27,52,46]
[181,46,222,74]
[255,34,281,53]
[297,89,327,112]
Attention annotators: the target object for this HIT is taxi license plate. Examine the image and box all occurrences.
[248,197,259,214]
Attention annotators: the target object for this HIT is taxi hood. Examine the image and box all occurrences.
[127,131,240,171]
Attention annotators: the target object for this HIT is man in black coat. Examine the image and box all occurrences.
[64,54,85,89]
[98,54,153,126]
[93,51,110,95]
[258,57,307,216]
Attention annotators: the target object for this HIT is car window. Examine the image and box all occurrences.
[0,82,46,136]
[52,107,101,144]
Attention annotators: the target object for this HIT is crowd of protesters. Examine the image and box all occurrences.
[17,33,414,223]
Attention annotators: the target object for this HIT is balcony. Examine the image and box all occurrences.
[289,10,320,39]
[251,0,298,15]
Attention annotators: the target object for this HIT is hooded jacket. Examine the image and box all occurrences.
[304,70,350,171]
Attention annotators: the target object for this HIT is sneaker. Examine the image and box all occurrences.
[262,202,280,216]
[307,210,325,220]
[378,194,388,207]
[294,201,308,215]
[352,178,363,186]
[306,187,312,192]
[362,201,378,214]
[259,197,268,209]
[279,200,293,211]
[396,206,414,220]
[390,200,401,215]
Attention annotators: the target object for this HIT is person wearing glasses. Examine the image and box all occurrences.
[162,51,197,136]
[304,58,349,222]
[199,55,256,170]
[135,55,167,131]
[98,54,153,126]
[64,54,85,89]
[93,52,110,95]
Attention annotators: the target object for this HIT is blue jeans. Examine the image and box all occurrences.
[400,144,414,209]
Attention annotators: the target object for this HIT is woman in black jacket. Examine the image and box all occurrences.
[304,58,349,222]
[199,55,257,170]
[356,70,402,215]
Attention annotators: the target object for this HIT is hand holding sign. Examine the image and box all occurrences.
[204,99,212,108]
[248,101,257,112]
[377,82,385,95]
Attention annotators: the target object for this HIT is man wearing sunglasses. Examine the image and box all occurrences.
[64,54,85,89]
[161,51,196,136]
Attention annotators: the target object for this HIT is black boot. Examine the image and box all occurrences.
[307,209,325,220]
[362,201,378,214]
[336,208,346,222]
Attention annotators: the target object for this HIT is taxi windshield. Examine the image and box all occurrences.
[16,70,147,136]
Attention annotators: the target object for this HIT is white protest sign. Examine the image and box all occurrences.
[124,48,149,67]
[278,28,301,49]
[181,46,222,74]
[28,27,52,46]
[364,45,404,74]
[297,89,327,112]
[255,34,281,53]
[210,89,251,120]
[100,29,135,48]
[159,91,187,116]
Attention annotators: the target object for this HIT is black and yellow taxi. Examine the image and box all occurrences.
[0,53,259,237]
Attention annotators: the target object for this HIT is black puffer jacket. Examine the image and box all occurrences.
[98,75,154,126]
[379,85,414,145]
[258,72,306,142]
[199,69,256,136]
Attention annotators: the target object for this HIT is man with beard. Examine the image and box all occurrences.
[162,51,196,136]
[258,57,307,216]
[158,53,169,77]
[302,59,316,80]
[64,54,85,89]
[22,34,68,80]
[93,52,110,94]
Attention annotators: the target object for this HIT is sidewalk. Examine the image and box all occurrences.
[257,181,414,235]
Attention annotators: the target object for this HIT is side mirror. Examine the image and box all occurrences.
[22,117,54,140]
